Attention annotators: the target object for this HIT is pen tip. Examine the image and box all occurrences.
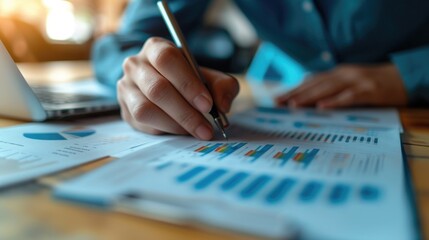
[213,117,228,141]
[222,130,228,141]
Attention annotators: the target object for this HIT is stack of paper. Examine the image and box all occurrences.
[54,108,418,239]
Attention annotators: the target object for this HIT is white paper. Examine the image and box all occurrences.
[0,117,174,187]
[55,108,415,240]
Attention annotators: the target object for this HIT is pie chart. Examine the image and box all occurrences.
[23,128,96,140]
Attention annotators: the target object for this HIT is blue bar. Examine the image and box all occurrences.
[220,172,249,191]
[176,166,206,183]
[310,133,318,141]
[303,149,319,168]
[269,119,281,124]
[240,175,271,199]
[283,131,291,138]
[255,117,265,123]
[265,178,296,204]
[303,132,312,140]
[250,144,273,162]
[155,161,172,171]
[199,143,223,156]
[324,134,331,142]
[219,143,246,159]
[331,134,338,143]
[280,146,299,166]
[194,169,227,190]
[256,106,289,115]
[299,181,323,202]
[360,185,380,201]
[293,121,305,128]
[329,184,350,204]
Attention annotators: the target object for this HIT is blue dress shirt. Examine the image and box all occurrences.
[92,0,429,104]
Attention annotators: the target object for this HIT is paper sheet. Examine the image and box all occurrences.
[54,108,416,239]
[0,117,174,188]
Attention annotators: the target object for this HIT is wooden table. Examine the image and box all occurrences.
[0,61,429,240]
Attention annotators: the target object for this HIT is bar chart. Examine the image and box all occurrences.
[284,130,379,145]
[194,142,247,159]
[172,141,385,176]
[273,147,319,168]
[244,144,274,162]
[152,161,382,206]
[226,122,381,145]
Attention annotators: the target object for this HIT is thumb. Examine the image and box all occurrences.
[201,68,240,113]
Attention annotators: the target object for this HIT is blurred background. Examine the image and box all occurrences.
[0,0,258,73]
[0,0,128,62]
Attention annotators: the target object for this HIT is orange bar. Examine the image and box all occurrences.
[245,150,256,156]
[293,152,304,161]
[215,145,227,153]
[195,146,207,152]
[273,152,283,159]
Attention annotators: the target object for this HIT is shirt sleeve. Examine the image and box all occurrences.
[91,0,211,88]
[391,45,429,105]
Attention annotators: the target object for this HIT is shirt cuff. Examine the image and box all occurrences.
[391,45,429,105]
[91,34,147,88]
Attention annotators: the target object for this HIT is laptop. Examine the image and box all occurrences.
[0,41,119,121]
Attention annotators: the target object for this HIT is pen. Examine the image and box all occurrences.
[157,0,229,140]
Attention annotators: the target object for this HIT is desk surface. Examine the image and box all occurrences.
[1,61,429,240]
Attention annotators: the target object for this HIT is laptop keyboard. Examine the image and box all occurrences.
[32,87,103,105]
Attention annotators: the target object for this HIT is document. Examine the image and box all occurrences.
[0,117,173,188]
[54,108,416,240]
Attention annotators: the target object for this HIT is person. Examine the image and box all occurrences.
[92,0,429,140]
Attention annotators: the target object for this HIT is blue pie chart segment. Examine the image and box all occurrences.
[23,133,67,140]
[23,129,96,140]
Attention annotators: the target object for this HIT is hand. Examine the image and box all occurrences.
[275,64,408,109]
[117,37,239,140]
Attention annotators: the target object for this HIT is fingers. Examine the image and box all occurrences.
[118,37,241,139]
[117,78,162,135]
[317,89,356,109]
[122,55,213,140]
[201,68,240,113]
[143,37,213,113]
[276,71,349,107]
[117,78,187,135]
[275,73,330,105]
[317,80,377,108]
